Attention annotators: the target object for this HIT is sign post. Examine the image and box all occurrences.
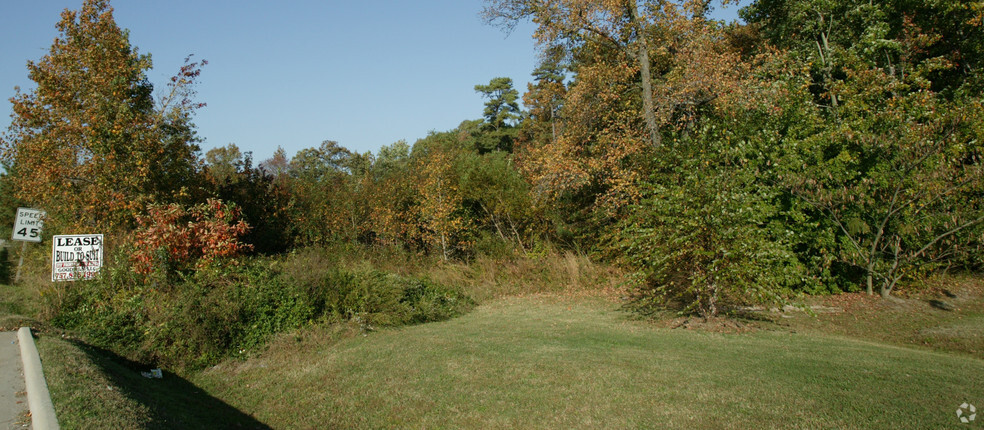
[11,208,46,283]
[51,234,103,282]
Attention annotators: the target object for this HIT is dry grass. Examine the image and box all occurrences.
[767,274,984,358]
[424,251,628,303]
[278,245,629,304]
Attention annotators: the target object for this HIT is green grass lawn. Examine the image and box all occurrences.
[192,296,984,429]
[14,273,984,429]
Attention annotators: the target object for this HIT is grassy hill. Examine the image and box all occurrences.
[191,295,983,429]
[12,274,984,429]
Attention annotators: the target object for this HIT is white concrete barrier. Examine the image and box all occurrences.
[17,327,59,430]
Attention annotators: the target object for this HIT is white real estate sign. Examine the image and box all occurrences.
[51,234,103,282]
[11,207,45,242]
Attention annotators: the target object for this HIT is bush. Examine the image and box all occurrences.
[131,199,252,278]
[44,247,473,370]
[618,174,797,318]
[400,277,475,324]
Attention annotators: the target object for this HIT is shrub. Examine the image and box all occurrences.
[45,247,473,370]
[400,277,475,324]
[619,180,795,318]
[616,135,801,318]
[131,199,252,279]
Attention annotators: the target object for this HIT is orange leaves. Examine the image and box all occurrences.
[501,0,776,219]
[131,199,252,276]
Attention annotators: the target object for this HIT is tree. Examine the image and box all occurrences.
[619,154,796,318]
[486,0,759,223]
[476,77,522,130]
[285,140,371,245]
[484,0,662,147]
[205,143,245,185]
[521,47,568,148]
[0,0,203,232]
[744,0,984,297]
[259,146,289,179]
[787,69,984,297]
[473,77,522,153]
[416,145,467,261]
[374,139,411,178]
[457,150,536,253]
[615,60,808,317]
[741,0,984,98]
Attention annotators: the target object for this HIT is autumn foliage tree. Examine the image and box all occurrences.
[131,199,252,279]
[487,0,760,220]
[0,0,202,233]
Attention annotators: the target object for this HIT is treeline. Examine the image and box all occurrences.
[3,0,983,323]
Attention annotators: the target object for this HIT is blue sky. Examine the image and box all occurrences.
[1,1,745,161]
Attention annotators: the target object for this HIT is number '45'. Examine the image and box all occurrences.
[17,228,39,238]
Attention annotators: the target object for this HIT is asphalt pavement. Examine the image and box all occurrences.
[0,331,28,429]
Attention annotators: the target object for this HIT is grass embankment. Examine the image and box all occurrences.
[194,294,984,429]
[776,275,984,358]
[8,259,984,429]
[0,279,38,330]
[34,336,269,429]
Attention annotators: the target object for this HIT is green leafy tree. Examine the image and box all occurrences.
[205,143,245,185]
[620,166,795,318]
[520,47,567,149]
[204,149,292,254]
[475,77,521,129]
[616,82,806,317]
[745,0,984,296]
[457,151,537,254]
[286,140,371,245]
[786,71,984,297]
[374,140,411,178]
[742,0,984,100]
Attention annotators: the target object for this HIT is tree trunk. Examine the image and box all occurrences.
[504,208,528,255]
[480,202,509,243]
[880,235,902,298]
[628,0,662,148]
[440,232,449,262]
[707,284,718,319]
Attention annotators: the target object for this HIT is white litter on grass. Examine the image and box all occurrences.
[140,369,163,379]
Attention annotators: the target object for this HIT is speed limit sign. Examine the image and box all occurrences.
[12,207,45,243]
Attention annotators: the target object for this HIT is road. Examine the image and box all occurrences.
[0,331,28,429]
